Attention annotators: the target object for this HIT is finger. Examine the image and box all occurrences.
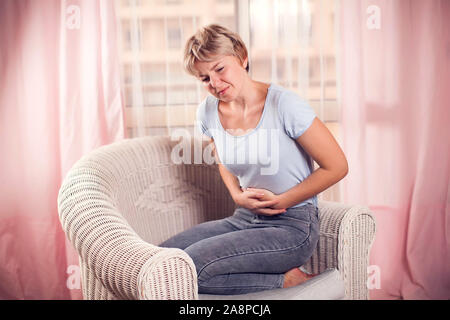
[253,192,265,198]
[247,187,264,193]
[255,199,279,208]
[246,191,264,199]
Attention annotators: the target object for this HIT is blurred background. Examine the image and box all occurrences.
[116,0,338,136]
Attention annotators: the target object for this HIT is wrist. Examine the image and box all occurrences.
[231,188,244,204]
[274,194,287,209]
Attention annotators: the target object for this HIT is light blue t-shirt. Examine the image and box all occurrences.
[196,83,317,208]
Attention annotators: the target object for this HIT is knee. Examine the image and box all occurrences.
[158,238,178,248]
[158,235,190,250]
[197,268,212,286]
[184,247,213,284]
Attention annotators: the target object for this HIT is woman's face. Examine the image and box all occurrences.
[194,55,248,103]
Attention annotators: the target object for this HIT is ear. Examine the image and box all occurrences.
[242,57,248,69]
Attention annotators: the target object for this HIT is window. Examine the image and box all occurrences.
[115,0,339,136]
[248,0,338,121]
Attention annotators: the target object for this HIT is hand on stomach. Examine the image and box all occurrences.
[234,187,286,216]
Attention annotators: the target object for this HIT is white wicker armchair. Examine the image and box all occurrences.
[57,136,376,300]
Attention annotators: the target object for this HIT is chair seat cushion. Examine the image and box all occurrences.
[198,268,345,300]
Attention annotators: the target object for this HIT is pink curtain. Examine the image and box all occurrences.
[339,0,450,299]
[0,0,125,299]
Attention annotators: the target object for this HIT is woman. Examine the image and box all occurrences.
[159,24,348,295]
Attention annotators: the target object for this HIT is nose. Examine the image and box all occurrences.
[209,75,221,89]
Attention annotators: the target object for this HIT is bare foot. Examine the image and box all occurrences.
[282,267,317,288]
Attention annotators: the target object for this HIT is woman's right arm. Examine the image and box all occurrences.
[218,163,244,203]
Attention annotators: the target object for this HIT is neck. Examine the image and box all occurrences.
[229,79,268,111]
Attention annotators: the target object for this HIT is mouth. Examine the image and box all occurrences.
[218,87,229,95]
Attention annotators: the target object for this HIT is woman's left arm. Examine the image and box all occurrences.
[274,117,348,209]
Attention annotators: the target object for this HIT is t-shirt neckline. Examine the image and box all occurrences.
[215,83,273,138]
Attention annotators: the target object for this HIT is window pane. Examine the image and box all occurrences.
[249,0,337,103]
[116,0,236,111]
[116,0,338,134]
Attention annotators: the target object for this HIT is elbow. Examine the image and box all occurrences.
[321,157,348,182]
[328,160,348,182]
[337,160,349,180]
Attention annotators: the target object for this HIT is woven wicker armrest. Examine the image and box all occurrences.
[57,158,198,300]
[310,200,376,300]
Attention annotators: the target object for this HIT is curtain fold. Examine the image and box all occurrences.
[0,0,124,299]
[339,0,450,299]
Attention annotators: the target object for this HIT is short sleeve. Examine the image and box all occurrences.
[196,98,213,138]
[277,91,317,139]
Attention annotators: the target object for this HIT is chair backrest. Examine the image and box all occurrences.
[72,135,236,245]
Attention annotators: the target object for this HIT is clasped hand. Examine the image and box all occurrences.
[234,187,287,215]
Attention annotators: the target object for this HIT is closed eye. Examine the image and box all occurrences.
[200,67,223,82]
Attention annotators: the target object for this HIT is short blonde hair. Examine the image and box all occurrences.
[183,24,249,77]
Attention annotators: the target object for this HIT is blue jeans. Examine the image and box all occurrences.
[158,203,319,295]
